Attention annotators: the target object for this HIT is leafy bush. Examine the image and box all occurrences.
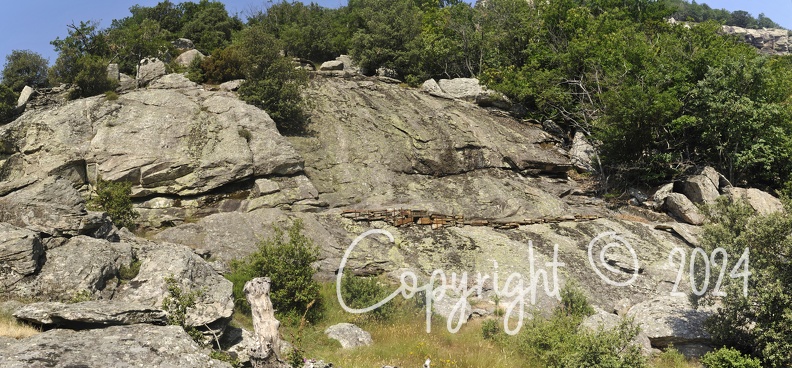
[700,347,761,368]
[559,282,594,318]
[227,220,323,324]
[104,91,119,101]
[340,274,396,322]
[118,259,141,281]
[237,58,309,135]
[89,179,139,229]
[70,55,118,99]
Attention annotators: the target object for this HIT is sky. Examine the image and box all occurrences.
[0,0,790,67]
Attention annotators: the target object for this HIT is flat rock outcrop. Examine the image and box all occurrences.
[0,324,232,368]
[13,300,167,327]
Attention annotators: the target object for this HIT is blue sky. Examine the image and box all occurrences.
[0,0,790,67]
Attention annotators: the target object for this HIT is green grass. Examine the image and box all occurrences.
[230,282,702,368]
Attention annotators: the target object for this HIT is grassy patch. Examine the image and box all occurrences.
[0,309,39,339]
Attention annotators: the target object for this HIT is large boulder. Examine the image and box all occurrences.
[682,174,720,204]
[0,223,43,289]
[13,300,167,328]
[136,57,166,87]
[319,60,344,71]
[0,324,232,368]
[627,297,713,355]
[106,63,120,82]
[421,79,451,99]
[324,323,373,348]
[664,193,704,225]
[173,38,195,50]
[725,187,784,215]
[113,241,234,332]
[175,49,205,68]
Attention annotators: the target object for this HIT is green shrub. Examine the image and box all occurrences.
[68,290,93,303]
[226,220,323,324]
[104,91,119,101]
[201,46,244,84]
[237,58,309,135]
[340,274,396,322]
[186,54,205,84]
[481,319,500,340]
[89,179,139,229]
[559,282,595,319]
[701,347,761,368]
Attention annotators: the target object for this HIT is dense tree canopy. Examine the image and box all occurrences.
[1,50,49,92]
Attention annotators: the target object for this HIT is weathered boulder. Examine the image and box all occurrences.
[324,323,373,349]
[9,236,134,300]
[0,223,43,288]
[85,87,303,197]
[320,60,344,71]
[13,300,167,328]
[437,78,484,101]
[136,57,166,87]
[421,79,451,99]
[176,49,205,68]
[113,241,234,331]
[626,297,713,353]
[725,187,784,215]
[570,132,597,172]
[220,79,245,92]
[173,37,195,50]
[16,86,34,108]
[0,324,232,368]
[664,193,704,225]
[652,183,675,211]
[683,174,720,204]
[433,289,473,324]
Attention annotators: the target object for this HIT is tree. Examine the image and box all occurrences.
[107,18,174,74]
[1,50,49,92]
[48,21,110,86]
[180,0,243,54]
[698,198,792,367]
[235,24,309,134]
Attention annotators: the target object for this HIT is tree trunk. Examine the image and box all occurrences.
[244,277,290,368]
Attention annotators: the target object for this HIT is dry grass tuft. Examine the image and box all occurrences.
[0,310,39,339]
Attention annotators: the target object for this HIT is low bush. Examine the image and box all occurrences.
[340,274,396,322]
[89,179,138,229]
[700,347,761,368]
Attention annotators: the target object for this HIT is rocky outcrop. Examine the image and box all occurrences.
[13,301,167,328]
[425,78,511,109]
[173,38,195,51]
[0,324,232,368]
[722,25,789,55]
[324,323,373,349]
[320,60,344,71]
[570,132,597,172]
[16,86,34,108]
[664,193,704,225]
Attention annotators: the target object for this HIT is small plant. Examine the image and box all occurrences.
[559,283,594,318]
[68,290,92,303]
[89,179,139,230]
[162,276,204,344]
[104,91,119,101]
[118,258,141,282]
[481,319,500,340]
[700,347,761,368]
[209,350,242,368]
[492,294,504,317]
[237,128,252,143]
